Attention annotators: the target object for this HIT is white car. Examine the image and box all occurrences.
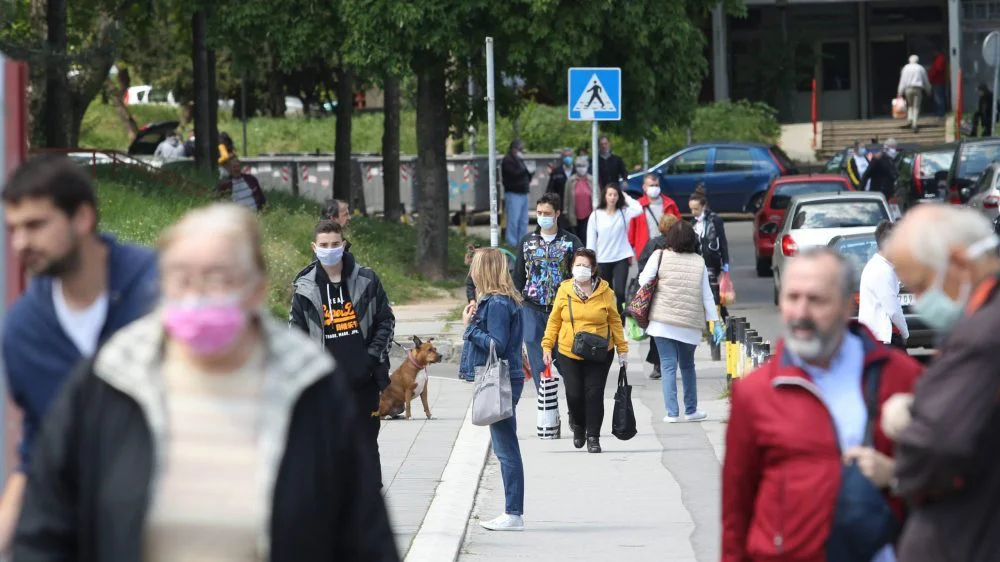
[771,191,892,304]
[964,162,1000,221]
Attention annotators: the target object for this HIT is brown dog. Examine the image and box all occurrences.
[378,336,442,420]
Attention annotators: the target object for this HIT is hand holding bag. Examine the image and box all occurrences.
[568,294,610,362]
[626,250,663,328]
[612,365,637,440]
[536,363,561,439]
[471,340,514,426]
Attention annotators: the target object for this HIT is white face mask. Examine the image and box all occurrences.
[572,266,592,282]
[645,186,661,198]
[575,166,588,175]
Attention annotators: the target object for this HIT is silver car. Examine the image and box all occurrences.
[965,162,1000,220]
[771,191,893,304]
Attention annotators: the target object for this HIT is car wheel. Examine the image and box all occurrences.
[773,271,780,305]
[755,256,771,278]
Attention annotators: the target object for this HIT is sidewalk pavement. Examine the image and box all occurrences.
[391,298,466,363]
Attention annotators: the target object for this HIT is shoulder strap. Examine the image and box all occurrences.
[643,205,657,223]
[862,361,883,447]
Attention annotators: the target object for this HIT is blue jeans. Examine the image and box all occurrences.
[490,378,524,515]
[654,337,698,417]
[521,305,550,392]
[933,83,947,117]
[505,192,529,247]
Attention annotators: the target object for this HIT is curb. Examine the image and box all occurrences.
[390,337,465,365]
[403,397,492,562]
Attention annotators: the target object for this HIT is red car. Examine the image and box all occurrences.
[752,174,854,276]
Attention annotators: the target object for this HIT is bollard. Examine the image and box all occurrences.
[736,319,749,380]
[725,317,737,385]
[709,305,723,361]
[749,336,763,370]
[743,330,758,376]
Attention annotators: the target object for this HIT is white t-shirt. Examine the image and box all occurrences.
[541,232,557,243]
[52,279,109,357]
[645,198,664,241]
[586,193,643,263]
[231,177,258,210]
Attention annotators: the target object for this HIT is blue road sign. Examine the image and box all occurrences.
[567,67,621,121]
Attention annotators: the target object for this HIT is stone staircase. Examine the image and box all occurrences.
[818,117,949,160]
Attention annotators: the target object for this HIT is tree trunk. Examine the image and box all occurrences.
[266,53,285,117]
[334,66,354,202]
[43,0,71,147]
[191,10,213,170]
[413,59,449,280]
[381,74,401,222]
[207,47,220,162]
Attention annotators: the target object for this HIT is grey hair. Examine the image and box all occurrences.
[901,205,996,268]
[909,54,919,64]
[884,137,898,149]
[784,246,854,300]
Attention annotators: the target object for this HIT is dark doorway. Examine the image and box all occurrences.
[870,39,907,117]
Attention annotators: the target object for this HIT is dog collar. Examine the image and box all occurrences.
[405,352,425,370]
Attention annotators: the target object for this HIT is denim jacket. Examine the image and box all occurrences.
[459,294,524,379]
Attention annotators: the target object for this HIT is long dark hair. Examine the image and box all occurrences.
[597,183,626,211]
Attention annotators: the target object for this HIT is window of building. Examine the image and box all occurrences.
[714,148,755,172]
[667,148,710,175]
[821,42,851,92]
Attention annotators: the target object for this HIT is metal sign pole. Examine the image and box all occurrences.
[241,75,248,154]
[591,121,599,209]
[642,137,649,171]
[486,37,499,247]
[994,40,999,137]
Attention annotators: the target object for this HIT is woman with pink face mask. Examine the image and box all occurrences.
[13,203,399,562]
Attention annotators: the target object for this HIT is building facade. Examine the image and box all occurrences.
[709,0,995,123]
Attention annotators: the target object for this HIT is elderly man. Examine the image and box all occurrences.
[881,204,1000,561]
[898,54,931,132]
[722,247,922,562]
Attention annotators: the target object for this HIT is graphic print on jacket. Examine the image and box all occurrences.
[522,237,576,307]
[321,280,368,377]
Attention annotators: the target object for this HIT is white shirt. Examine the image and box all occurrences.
[52,279,109,357]
[586,192,643,262]
[694,213,706,238]
[637,251,719,345]
[858,253,908,343]
[897,62,930,95]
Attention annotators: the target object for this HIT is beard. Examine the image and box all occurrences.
[37,242,82,277]
[783,318,842,362]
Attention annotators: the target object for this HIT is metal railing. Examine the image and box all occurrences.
[725,316,772,387]
[31,148,209,195]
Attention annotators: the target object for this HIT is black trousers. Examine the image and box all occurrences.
[889,333,907,351]
[646,343,660,370]
[574,218,589,245]
[599,258,630,315]
[354,382,383,489]
[559,354,615,437]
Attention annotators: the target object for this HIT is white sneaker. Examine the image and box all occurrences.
[480,513,524,531]
[685,411,708,422]
[663,415,680,423]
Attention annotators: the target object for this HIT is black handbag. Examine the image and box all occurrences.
[825,364,900,562]
[612,365,637,440]
[567,294,610,362]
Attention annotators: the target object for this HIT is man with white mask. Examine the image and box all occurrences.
[881,204,1000,562]
[627,173,680,259]
[290,219,396,489]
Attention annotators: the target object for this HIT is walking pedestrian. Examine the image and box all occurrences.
[13,203,398,561]
[898,54,931,132]
[859,221,909,350]
[859,139,900,204]
[587,183,643,314]
[563,156,594,242]
[541,249,628,453]
[597,136,628,191]
[636,213,681,379]
[218,154,267,213]
[689,186,730,318]
[974,83,995,137]
[502,139,533,247]
[882,204,1000,561]
[846,139,871,190]
[627,173,681,259]
[289,219,395,490]
[546,148,575,230]
[638,221,721,422]
[928,50,948,118]
[722,247,922,562]
[0,155,159,552]
[512,193,583,392]
[461,248,526,531]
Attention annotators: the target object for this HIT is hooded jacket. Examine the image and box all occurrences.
[1,234,159,471]
[627,193,681,258]
[13,313,399,562]
[541,279,627,361]
[289,252,395,391]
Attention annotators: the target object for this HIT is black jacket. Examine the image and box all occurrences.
[501,153,532,195]
[289,252,395,390]
[859,152,899,199]
[546,165,570,200]
[14,315,399,562]
[693,211,730,270]
[637,235,667,273]
[511,228,582,311]
[597,153,628,189]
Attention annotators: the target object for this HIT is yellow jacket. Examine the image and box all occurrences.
[542,279,628,360]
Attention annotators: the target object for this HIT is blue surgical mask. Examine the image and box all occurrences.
[314,245,345,267]
[537,216,556,230]
[858,147,867,156]
[563,156,573,167]
[914,236,999,333]
[887,148,897,158]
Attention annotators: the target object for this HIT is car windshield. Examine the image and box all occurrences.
[918,149,954,176]
[825,152,845,172]
[831,236,878,285]
[958,142,1000,179]
[771,182,847,210]
[790,200,888,229]
[770,146,796,171]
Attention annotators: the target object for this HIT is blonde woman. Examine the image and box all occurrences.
[14,203,398,561]
[460,248,526,531]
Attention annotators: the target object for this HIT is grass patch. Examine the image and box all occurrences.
[95,168,485,319]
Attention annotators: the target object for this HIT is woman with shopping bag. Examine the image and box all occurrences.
[460,248,527,532]
[541,248,628,454]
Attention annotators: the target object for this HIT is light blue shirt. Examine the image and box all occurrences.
[787,331,895,562]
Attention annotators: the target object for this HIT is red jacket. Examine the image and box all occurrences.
[722,324,923,562]
[626,194,680,258]
[929,54,947,85]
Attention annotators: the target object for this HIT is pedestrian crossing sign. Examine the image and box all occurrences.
[568,67,621,121]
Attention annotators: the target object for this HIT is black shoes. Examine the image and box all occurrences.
[649,365,661,380]
[587,436,601,453]
[573,428,585,449]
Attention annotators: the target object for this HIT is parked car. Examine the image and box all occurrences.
[752,174,853,277]
[625,142,798,214]
[128,120,181,156]
[964,162,1000,220]
[828,232,935,349]
[771,191,892,304]
[894,143,956,204]
[945,137,1000,204]
[124,85,177,107]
